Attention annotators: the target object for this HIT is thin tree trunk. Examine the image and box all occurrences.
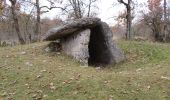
[69,0,82,19]
[77,0,82,18]
[163,0,167,42]
[35,0,41,41]
[70,0,78,18]
[87,0,92,17]
[10,0,25,44]
[127,0,132,39]
[118,0,132,40]
[127,9,132,39]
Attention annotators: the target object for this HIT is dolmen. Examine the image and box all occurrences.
[42,17,125,66]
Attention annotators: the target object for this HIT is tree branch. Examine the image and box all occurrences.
[40,6,68,13]
[118,0,128,6]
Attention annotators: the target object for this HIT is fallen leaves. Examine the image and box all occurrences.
[49,82,57,90]
[95,67,101,70]
[161,76,170,80]
[25,62,33,67]
[44,47,50,52]
[104,80,112,84]
[25,83,30,89]
[40,70,47,73]
[61,74,81,86]
[1,92,7,97]
[20,51,26,55]
[0,65,6,69]
[42,60,47,63]
[6,55,9,58]
[108,95,114,100]
[8,79,18,86]
[31,90,43,100]
[147,85,151,90]
[80,65,88,68]
[136,68,142,72]
[0,92,15,100]
[36,75,42,79]
[43,94,48,98]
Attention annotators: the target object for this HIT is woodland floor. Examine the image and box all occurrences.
[0,41,170,100]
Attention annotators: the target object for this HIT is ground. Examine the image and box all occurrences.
[0,41,170,100]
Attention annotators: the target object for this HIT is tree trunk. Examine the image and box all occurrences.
[35,0,41,41]
[127,0,132,39]
[69,0,82,19]
[77,0,82,18]
[126,6,132,39]
[87,0,92,17]
[118,0,132,40]
[10,0,25,44]
[163,0,167,42]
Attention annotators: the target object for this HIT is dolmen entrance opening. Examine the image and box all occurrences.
[42,18,125,66]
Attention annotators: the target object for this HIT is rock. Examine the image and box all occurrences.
[42,18,101,41]
[45,41,62,52]
[88,22,125,65]
[61,29,90,64]
[42,17,125,66]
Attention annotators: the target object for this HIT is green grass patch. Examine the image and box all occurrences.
[0,41,170,100]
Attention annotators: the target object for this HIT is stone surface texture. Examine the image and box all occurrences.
[61,29,91,64]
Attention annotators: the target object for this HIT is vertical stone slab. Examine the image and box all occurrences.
[89,22,125,66]
[99,22,125,64]
[61,29,91,64]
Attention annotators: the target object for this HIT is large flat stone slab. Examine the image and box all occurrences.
[42,18,101,41]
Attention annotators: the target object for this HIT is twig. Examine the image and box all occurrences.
[8,79,18,86]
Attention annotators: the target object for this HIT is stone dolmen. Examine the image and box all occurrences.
[42,17,125,66]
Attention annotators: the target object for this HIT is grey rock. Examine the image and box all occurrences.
[42,18,101,41]
[99,22,125,64]
[45,41,62,52]
[61,29,91,64]
[88,22,125,66]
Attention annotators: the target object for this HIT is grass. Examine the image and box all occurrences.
[0,41,170,100]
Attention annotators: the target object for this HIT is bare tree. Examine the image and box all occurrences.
[9,0,25,44]
[66,0,84,19]
[33,0,65,41]
[87,0,98,17]
[117,0,132,39]
[62,0,98,19]
[143,0,163,41]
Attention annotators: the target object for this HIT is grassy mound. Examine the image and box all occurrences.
[0,41,170,100]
